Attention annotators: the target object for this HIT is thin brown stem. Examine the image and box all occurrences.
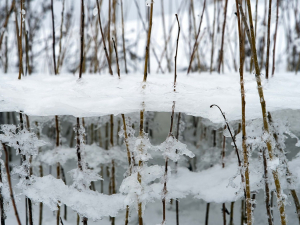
[96,0,113,75]
[112,38,120,78]
[79,0,85,79]
[262,149,273,225]
[265,0,272,79]
[143,1,154,82]
[51,0,57,75]
[120,0,128,74]
[2,143,21,225]
[174,14,180,91]
[0,160,5,225]
[235,2,252,224]
[229,202,234,225]
[57,0,65,74]
[243,0,286,223]
[161,0,171,72]
[272,0,279,76]
[187,0,206,74]
[0,0,15,50]
[217,0,229,73]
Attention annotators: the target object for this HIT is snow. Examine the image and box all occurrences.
[20,155,300,221]
[0,72,299,123]
[22,175,126,220]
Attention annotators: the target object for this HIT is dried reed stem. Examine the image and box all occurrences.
[242,0,286,223]
[143,1,154,82]
[57,0,65,73]
[96,0,113,75]
[235,2,252,224]
[51,0,57,75]
[79,0,85,79]
[265,0,272,79]
[217,0,229,73]
[1,143,21,225]
[120,0,128,73]
[272,0,279,76]
[187,0,206,74]
[112,38,120,78]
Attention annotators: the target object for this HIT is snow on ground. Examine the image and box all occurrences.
[15,154,300,221]
[0,72,299,123]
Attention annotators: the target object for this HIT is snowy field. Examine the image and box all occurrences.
[1,72,299,123]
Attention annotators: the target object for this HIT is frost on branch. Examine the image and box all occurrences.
[0,124,44,156]
[120,165,164,207]
[132,133,152,162]
[154,135,194,161]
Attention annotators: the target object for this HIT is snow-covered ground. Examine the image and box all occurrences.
[1,72,300,123]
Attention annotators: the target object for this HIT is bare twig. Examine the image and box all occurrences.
[143,0,154,82]
[265,0,273,79]
[1,143,21,225]
[187,0,206,74]
[51,0,57,75]
[217,0,229,73]
[112,38,120,78]
[272,0,279,76]
[96,0,113,75]
[79,0,85,79]
[120,0,128,73]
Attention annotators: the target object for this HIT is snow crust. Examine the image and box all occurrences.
[23,175,126,220]
[0,72,299,123]
[21,156,300,220]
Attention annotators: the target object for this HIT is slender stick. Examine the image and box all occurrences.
[243,0,287,223]
[174,14,180,91]
[241,199,245,225]
[175,112,181,225]
[55,116,61,225]
[217,0,229,73]
[143,1,154,82]
[19,0,24,79]
[137,109,144,225]
[35,121,43,225]
[56,0,65,73]
[262,148,273,225]
[112,38,120,78]
[163,16,181,224]
[205,203,210,225]
[108,0,112,61]
[15,0,23,80]
[161,0,171,72]
[265,0,272,79]
[96,0,113,75]
[234,2,252,224]
[187,0,206,74]
[0,160,5,225]
[79,0,85,79]
[272,0,279,76]
[267,112,300,224]
[110,115,116,225]
[222,126,227,225]
[75,118,88,225]
[190,0,201,72]
[155,0,186,73]
[210,0,216,73]
[51,0,57,75]
[210,105,241,164]
[1,143,21,225]
[121,114,134,225]
[229,202,234,225]
[0,0,15,50]
[120,0,128,73]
